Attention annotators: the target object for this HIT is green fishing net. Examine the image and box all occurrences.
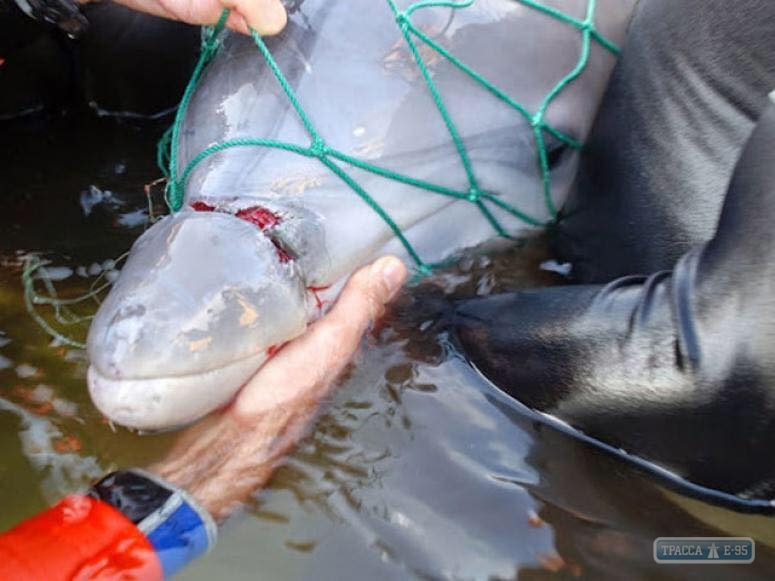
[159,0,619,275]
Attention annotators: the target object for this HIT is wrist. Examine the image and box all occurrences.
[89,468,217,578]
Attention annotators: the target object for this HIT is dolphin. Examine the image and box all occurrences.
[86,0,636,430]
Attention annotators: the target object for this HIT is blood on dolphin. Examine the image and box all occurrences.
[235,206,282,230]
[191,201,291,261]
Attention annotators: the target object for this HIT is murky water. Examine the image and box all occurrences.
[2,113,775,580]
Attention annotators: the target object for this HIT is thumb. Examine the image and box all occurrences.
[325,254,408,331]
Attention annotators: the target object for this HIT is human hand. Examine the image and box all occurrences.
[111,0,287,35]
[147,255,408,521]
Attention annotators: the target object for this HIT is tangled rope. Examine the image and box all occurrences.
[22,254,128,349]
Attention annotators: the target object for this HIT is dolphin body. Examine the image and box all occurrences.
[86,0,636,430]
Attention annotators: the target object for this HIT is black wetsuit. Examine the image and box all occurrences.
[0,2,198,119]
[455,0,775,499]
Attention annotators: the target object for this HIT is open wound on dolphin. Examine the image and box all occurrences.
[189,200,293,262]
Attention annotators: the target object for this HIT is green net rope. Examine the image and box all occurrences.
[159,0,618,274]
[21,254,129,350]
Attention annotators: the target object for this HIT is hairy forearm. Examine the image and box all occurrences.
[148,390,326,522]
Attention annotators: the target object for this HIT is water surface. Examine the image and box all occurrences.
[1,113,774,580]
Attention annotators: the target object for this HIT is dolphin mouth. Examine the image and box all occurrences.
[87,350,269,430]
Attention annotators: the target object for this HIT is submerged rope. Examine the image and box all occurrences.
[160,0,619,274]
[22,254,128,349]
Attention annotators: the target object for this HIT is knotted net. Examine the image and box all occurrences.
[159,0,619,275]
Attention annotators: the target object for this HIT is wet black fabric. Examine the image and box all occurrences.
[553,0,775,283]
[0,2,74,119]
[79,3,199,117]
[455,0,775,497]
[0,2,198,120]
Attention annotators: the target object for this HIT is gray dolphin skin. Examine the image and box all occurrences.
[87,0,636,430]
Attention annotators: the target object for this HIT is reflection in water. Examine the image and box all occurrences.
[0,397,103,502]
[2,114,775,580]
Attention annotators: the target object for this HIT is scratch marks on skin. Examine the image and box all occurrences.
[188,336,214,352]
[350,125,386,159]
[307,285,331,311]
[286,37,313,74]
[383,24,447,82]
[353,137,385,159]
[266,342,288,359]
[236,294,260,327]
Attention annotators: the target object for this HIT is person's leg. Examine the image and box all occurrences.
[455,95,775,497]
[552,0,775,283]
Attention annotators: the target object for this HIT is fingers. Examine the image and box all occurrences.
[232,256,408,420]
[113,0,286,34]
[221,0,287,35]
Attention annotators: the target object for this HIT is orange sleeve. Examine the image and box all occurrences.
[0,494,163,581]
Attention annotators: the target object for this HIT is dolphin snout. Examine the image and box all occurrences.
[87,209,312,429]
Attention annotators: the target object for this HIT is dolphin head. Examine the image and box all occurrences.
[87,206,311,430]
